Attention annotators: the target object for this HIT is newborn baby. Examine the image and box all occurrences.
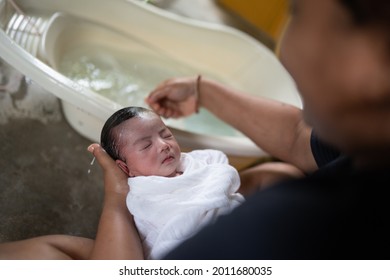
[100,106,244,259]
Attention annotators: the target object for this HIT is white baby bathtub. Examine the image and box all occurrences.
[0,0,301,169]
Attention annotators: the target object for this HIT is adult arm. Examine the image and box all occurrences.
[88,144,144,260]
[147,76,317,172]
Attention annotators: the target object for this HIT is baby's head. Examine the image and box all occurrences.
[101,107,181,177]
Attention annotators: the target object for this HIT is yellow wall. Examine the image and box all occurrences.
[218,0,289,40]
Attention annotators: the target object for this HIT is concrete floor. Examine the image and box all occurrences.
[0,0,273,243]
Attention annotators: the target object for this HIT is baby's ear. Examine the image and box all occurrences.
[116,159,130,176]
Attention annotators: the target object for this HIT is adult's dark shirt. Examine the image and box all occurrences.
[164,131,390,259]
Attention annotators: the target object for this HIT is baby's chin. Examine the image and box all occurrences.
[161,157,181,177]
[165,163,182,177]
[165,167,181,177]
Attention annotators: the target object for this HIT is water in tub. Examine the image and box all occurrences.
[58,44,244,137]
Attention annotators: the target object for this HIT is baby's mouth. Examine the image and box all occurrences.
[162,155,174,164]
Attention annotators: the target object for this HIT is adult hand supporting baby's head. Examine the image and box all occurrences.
[88,143,129,196]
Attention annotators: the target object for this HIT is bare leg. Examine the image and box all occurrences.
[239,162,304,196]
[0,235,93,260]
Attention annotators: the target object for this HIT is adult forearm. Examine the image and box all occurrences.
[90,194,144,260]
[198,78,316,171]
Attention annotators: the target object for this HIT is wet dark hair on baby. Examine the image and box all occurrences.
[101,106,152,161]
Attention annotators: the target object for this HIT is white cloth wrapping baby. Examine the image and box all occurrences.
[126,149,245,259]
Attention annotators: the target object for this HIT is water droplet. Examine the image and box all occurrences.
[87,156,96,174]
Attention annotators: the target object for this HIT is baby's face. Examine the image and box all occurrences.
[115,112,181,177]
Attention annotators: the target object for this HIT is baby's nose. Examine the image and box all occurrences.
[159,139,170,152]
